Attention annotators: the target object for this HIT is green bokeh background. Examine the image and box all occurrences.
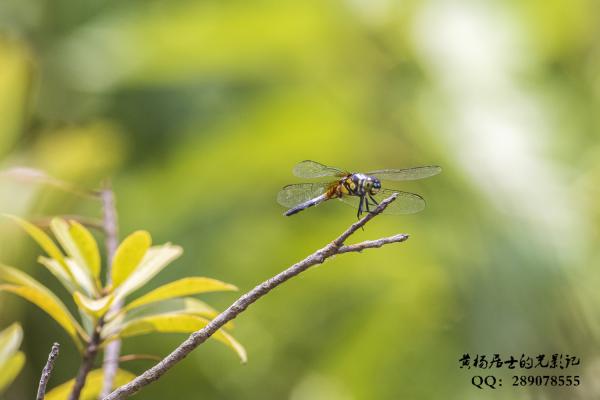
[1,0,599,399]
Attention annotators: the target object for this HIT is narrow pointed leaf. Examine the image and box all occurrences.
[0,323,23,365]
[0,285,83,349]
[116,314,246,362]
[103,297,233,338]
[73,292,114,319]
[65,258,97,297]
[124,277,237,312]
[0,265,85,348]
[68,221,101,280]
[116,313,206,338]
[5,215,71,277]
[217,329,247,364]
[111,231,152,288]
[114,244,182,301]
[110,297,219,323]
[142,298,221,320]
[0,351,25,393]
[38,256,78,294]
[45,369,135,400]
[50,219,98,295]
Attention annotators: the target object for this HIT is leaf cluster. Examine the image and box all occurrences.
[0,215,245,397]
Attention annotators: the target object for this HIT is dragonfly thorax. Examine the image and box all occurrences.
[347,173,381,196]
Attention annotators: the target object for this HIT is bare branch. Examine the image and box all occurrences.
[337,233,409,253]
[36,342,60,400]
[103,193,406,400]
[0,166,101,199]
[68,325,102,400]
[100,182,122,399]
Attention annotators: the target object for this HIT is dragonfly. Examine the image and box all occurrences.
[277,160,441,218]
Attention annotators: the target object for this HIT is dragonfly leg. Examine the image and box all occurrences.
[365,196,371,214]
[357,196,364,219]
[369,194,379,206]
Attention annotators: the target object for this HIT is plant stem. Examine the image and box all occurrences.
[100,183,122,398]
[68,322,102,400]
[101,184,119,280]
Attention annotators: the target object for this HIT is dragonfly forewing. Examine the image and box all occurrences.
[292,160,346,179]
[367,166,441,181]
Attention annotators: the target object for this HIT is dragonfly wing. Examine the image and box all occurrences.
[367,166,442,181]
[277,183,332,207]
[292,160,346,179]
[374,189,425,214]
[337,189,425,215]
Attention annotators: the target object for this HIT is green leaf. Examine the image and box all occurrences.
[0,323,23,365]
[45,369,135,400]
[113,244,182,302]
[37,256,78,294]
[103,297,233,337]
[50,218,98,296]
[218,329,247,364]
[73,292,114,319]
[7,217,96,296]
[111,231,152,288]
[0,265,85,349]
[124,277,237,312]
[68,221,101,281]
[0,351,25,393]
[153,297,222,321]
[4,215,71,278]
[65,258,97,298]
[116,314,246,363]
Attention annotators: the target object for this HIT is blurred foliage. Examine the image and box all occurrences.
[0,0,599,399]
[0,323,25,394]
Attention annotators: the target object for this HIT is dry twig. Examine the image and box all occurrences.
[103,193,407,400]
[36,342,60,400]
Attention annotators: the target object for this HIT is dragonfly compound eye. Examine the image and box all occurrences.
[371,178,381,194]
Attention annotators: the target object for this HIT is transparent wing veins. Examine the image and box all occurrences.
[292,160,346,179]
[277,183,332,208]
[366,166,442,181]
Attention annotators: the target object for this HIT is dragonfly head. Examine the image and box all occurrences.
[370,177,381,194]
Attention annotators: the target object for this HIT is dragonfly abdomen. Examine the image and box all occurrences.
[284,193,329,216]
